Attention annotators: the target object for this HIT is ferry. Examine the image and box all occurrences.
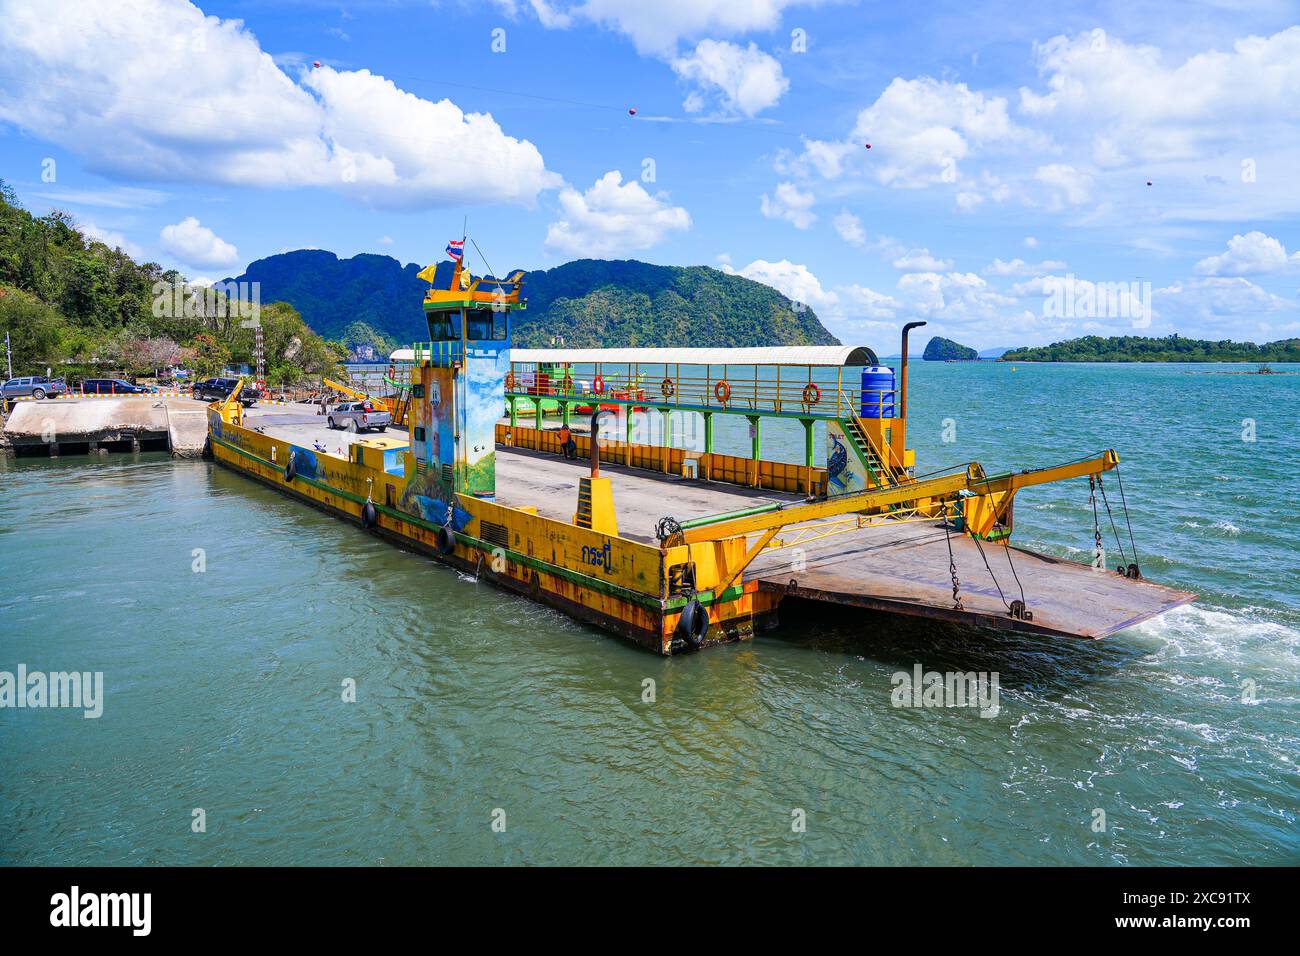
[206,253,1194,654]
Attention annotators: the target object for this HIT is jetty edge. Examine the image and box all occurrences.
[206,256,1194,654]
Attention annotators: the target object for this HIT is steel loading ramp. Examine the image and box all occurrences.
[746,519,1196,639]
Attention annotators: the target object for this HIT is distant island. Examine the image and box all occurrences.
[226,253,839,351]
[922,336,977,361]
[1000,334,1300,363]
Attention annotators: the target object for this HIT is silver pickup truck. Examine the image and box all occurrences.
[327,400,391,432]
[2,376,68,400]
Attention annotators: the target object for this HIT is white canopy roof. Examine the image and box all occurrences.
[390,345,877,367]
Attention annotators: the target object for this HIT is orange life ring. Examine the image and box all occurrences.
[661,377,675,398]
[802,383,821,405]
[714,380,731,403]
[505,371,516,390]
[593,374,605,395]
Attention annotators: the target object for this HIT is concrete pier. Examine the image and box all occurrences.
[1,396,212,458]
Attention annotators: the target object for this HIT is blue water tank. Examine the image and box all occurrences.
[860,366,896,418]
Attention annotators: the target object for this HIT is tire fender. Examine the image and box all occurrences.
[435,524,456,555]
[283,451,297,482]
[361,501,379,529]
[676,598,710,649]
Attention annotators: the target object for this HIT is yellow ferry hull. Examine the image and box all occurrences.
[208,414,779,654]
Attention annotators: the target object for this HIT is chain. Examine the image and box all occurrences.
[1088,475,1104,568]
[942,503,964,610]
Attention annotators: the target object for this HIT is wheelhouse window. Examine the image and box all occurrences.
[427,309,462,342]
[464,307,509,341]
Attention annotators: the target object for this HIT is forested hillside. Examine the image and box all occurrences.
[0,181,342,382]
[225,253,841,349]
[1001,335,1300,363]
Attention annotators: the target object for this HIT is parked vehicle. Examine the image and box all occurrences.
[192,377,260,406]
[80,378,150,395]
[1,376,68,400]
[327,400,391,432]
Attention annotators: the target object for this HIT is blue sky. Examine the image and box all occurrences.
[2,0,1299,349]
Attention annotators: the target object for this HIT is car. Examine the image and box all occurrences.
[191,377,260,406]
[1,376,68,400]
[327,400,391,433]
[80,378,150,395]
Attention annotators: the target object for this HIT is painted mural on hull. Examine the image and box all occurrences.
[826,421,868,496]
[460,341,507,500]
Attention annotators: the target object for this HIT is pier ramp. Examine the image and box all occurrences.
[747,519,1196,639]
[2,397,210,458]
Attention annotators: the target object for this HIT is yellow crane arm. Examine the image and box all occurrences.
[679,450,1118,545]
[680,465,983,544]
[967,449,1119,495]
[324,377,373,401]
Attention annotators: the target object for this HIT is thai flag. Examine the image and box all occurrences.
[446,239,464,261]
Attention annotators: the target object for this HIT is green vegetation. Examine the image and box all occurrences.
[0,181,344,383]
[922,336,977,361]
[1000,334,1300,363]
[226,253,840,349]
[513,259,839,348]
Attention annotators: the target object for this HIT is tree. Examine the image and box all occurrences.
[190,333,229,377]
[0,285,68,373]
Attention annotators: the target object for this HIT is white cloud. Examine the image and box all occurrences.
[896,271,1016,322]
[1155,277,1295,337]
[377,235,394,246]
[787,139,857,179]
[722,258,839,313]
[495,1,573,29]
[0,0,558,209]
[504,0,820,56]
[671,40,788,116]
[1024,236,1039,248]
[891,248,953,272]
[79,222,145,260]
[792,77,1023,189]
[544,171,690,257]
[1009,273,1153,329]
[1194,231,1299,276]
[769,25,1300,236]
[858,233,953,272]
[1020,28,1300,167]
[160,216,239,268]
[1034,163,1092,206]
[984,257,1068,276]
[833,210,866,246]
[32,187,167,210]
[760,182,816,229]
[840,283,900,319]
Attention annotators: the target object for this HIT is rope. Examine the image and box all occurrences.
[1095,474,1130,565]
[1114,464,1140,564]
[1003,539,1027,607]
[468,236,508,296]
[968,524,1012,612]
